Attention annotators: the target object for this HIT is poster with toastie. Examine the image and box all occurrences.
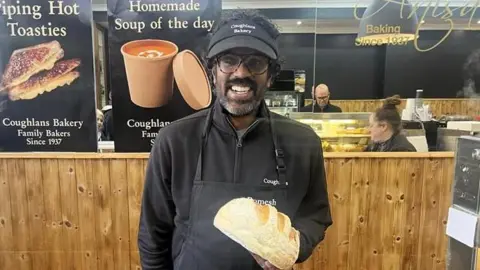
[108,0,221,152]
[0,0,97,152]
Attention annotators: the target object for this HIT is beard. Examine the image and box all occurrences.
[216,77,265,116]
[218,96,261,116]
[317,101,328,108]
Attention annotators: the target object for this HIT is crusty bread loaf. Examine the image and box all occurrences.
[213,198,300,269]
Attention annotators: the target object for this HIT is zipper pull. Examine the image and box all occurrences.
[236,136,243,147]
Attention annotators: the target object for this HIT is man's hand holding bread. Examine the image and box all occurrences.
[251,253,281,269]
[214,198,300,270]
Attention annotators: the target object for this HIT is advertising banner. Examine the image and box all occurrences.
[0,0,98,152]
[108,0,221,152]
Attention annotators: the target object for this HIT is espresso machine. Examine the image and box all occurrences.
[446,136,480,269]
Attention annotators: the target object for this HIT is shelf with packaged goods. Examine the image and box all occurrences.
[287,112,372,152]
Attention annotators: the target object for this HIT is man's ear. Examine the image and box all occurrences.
[380,122,388,131]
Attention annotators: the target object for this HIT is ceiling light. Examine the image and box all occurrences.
[297,21,302,25]
[357,0,419,45]
[477,20,480,24]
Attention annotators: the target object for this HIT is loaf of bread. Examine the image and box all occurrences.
[213,198,300,269]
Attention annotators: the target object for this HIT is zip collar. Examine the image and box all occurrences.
[212,99,270,136]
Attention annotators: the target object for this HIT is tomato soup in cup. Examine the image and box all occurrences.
[121,39,179,108]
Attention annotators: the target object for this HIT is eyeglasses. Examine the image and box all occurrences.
[316,95,330,100]
[216,54,270,75]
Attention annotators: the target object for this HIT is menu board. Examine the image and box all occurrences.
[0,0,98,152]
[108,0,221,152]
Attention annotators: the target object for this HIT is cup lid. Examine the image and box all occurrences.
[173,50,212,110]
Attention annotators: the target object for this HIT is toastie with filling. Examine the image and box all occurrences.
[9,58,81,101]
[0,40,64,91]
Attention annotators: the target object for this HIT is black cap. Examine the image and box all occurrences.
[206,20,278,60]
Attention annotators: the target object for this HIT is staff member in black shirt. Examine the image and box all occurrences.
[138,9,332,270]
[365,95,417,152]
[300,84,342,113]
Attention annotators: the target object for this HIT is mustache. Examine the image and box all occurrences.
[226,78,257,90]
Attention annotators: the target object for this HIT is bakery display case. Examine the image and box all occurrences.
[287,112,371,152]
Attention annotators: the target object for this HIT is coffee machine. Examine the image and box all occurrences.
[446,136,480,269]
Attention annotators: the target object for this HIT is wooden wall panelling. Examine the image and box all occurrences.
[304,98,480,116]
[110,159,131,270]
[366,158,387,269]
[127,159,146,270]
[416,158,443,270]
[401,158,425,270]
[76,159,98,270]
[329,158,352,270]
[24,159,47,268]
[291,157,454,270]
[434,158,454,270]
[41,159,64,269]
[58,159,82,269]
[93,159,115,270]
[8,159,33,270]
[0,155,455,269]
[0,159,14,269]
[381,158,407,270]
[350,158,378,270]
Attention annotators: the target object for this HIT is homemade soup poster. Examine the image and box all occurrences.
[108,0,222,152]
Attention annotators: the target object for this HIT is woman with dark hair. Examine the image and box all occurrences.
[365,95,417,152]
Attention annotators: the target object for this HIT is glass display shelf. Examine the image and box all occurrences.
[287,112,371,152]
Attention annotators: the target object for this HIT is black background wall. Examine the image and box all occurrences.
[277,33,316,94]
[96,17,479,101]
[314,34,385,100]
[384,30,480,99]
[278,30,480,100]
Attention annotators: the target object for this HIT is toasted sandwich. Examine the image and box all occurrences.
[0,40,64,91]
[9,58,81,101]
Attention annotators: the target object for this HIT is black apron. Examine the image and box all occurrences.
[174,107,291,270]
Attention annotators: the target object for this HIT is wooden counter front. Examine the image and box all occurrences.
[0,152,454,270]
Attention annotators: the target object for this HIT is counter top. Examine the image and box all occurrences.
[0,151,455,159]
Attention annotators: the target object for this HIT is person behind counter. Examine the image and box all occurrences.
[138,9,332,270]
[299,84,342,113]
[365,95,417,152]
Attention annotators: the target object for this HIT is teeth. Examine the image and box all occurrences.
[231,86,250,93]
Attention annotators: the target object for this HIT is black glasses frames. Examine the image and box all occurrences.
[215,54,271,76]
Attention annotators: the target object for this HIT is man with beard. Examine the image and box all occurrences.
[138,9,332,270]
[300,84,342,113]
